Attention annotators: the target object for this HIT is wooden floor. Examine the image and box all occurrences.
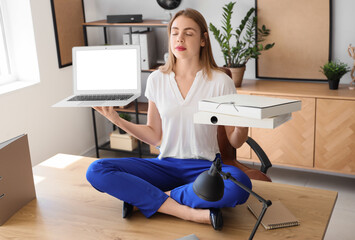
[0,154,337,240]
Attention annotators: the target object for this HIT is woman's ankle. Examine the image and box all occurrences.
[189,208,210,224]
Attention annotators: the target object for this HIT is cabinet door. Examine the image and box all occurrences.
[315,99,355,174]
[251,95,316,168]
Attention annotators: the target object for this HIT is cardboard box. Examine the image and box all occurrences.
[110,131,138,151]
[0,134,36,226]
[149,145,160,155]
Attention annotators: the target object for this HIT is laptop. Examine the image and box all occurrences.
[53,45,141,107]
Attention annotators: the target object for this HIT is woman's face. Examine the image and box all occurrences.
[170,15,205,62]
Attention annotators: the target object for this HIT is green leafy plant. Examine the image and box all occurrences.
[118,113,131,134]
[320,60,350,81]
[209,1,275,68]
[119,113,132,122]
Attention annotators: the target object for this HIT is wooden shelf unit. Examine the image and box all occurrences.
[236,80,355,175]
[82,19,168,54]
[92,101,156,158]
[83,19,168,27]
[84,19,167,158]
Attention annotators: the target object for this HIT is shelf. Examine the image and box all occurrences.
[99,141,157,157]
[142,64,164,72]
[87,20,166,159]
[83,19,168,27]
[114,102,148,114]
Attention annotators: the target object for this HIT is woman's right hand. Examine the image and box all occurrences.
[93,106,120,125]
[93,101,162,147]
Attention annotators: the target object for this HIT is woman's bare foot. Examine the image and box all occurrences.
[160,193,211,225]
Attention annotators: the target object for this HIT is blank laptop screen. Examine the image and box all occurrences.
[75,48,139,91]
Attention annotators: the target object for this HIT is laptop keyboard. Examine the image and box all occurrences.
[68,94,134,101]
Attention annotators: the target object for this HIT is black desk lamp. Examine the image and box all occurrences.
[193,155,272,240]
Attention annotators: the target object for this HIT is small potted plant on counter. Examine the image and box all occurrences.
[320,60,350,90]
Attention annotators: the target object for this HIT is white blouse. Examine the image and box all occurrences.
[145,69,236,161]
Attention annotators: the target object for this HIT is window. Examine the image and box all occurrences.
[0,1,13,85]
[0,0,40,95]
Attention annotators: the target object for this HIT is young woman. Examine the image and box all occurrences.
[86,8,251,230]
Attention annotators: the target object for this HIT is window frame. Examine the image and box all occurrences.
[0,0,14,85]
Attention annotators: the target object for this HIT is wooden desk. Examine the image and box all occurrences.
[0,154,337,240]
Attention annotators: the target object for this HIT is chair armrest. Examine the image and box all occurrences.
[246,137,272,174]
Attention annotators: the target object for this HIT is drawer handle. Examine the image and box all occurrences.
[0,193,5,199]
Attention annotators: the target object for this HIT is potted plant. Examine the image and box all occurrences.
[118,113,132,134]
[320,60,350,90]
[209,1,275,87]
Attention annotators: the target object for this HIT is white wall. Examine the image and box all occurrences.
[85,0,355,84]
[0,0,108,166]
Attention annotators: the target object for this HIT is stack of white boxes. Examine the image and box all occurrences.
[123,31,157,70]
[194,94,302,129]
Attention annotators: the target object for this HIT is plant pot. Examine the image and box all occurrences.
[328,79,340,90]
[229,66,246,88]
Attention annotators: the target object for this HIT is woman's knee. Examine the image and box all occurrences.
[86,158,133,190]
[222,165,252,205]
[86,159,103,186]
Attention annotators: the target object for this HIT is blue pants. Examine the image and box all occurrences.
[86,156,252,218]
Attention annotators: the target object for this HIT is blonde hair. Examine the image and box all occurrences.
[159,8,220,79]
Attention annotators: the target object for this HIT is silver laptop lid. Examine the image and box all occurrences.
[72,45,141,95]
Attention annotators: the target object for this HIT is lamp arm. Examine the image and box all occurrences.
[219,171,270,205]
[219,170,272,240]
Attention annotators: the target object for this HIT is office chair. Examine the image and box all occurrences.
[217,67,272,182]
[217,126,272,182]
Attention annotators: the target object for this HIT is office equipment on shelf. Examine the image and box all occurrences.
[248,199,300,230]
[110,131,138,151]
[107,14,143,23]
[123,31,140,45]
[0,134,36,226]
[131,32,140,46]
[194,111,292,129]
[139,31,157,70]
[123,31,157,70]
[198,94,301,119]
[123,33,130,45]
[53,45,141,107]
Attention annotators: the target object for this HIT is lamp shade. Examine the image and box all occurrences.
[192,170,224,202]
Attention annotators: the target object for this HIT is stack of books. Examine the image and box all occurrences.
[194,94,301,129]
